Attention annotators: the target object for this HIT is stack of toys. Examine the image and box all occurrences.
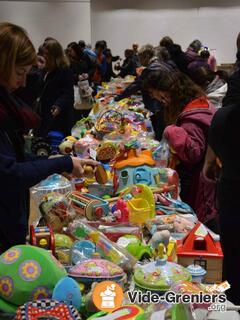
[2,76,232,320]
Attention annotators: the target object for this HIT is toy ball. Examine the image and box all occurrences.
[52,276,82,310]
[55,234,74,249]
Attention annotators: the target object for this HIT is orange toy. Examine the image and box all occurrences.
[114,149,155,169]
[177,223,223,283]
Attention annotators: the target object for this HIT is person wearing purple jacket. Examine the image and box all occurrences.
[142,62,216,224]
[0,22,98,252]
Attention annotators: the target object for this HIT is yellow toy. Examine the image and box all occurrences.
[115,184,155,225]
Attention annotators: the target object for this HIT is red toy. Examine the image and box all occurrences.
[30,225,55,256]
[177,223,223,283]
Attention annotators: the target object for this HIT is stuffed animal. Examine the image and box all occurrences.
[148,230,171,251]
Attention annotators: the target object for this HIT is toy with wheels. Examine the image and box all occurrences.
[68,192,109,220]
[117,235,153,261]
[30,225,55,256]
[31,136,51,156]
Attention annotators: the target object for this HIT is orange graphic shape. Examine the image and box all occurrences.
[92,281,124,312]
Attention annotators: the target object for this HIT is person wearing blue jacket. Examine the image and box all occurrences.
[0,22,98,252]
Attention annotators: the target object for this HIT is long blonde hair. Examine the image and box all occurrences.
[43,39,69,70]
[0,22,36,83]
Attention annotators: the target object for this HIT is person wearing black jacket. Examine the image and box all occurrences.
[34,39,75,137]
[115,45,167,140]
[0,22,98,252]
[116,49,137,78]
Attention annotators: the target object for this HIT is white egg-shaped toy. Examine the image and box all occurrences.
[52,276,82,310]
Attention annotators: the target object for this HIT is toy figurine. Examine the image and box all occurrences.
[148,230,171,254]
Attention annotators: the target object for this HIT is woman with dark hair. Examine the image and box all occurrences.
[142,63,216,223]
[115,49,137,78]
[35,39,74,137]
[189,66,228,108]
[0,22,98,251]
[66,42,94,84]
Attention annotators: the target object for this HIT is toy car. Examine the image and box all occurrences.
[116,235,152,261]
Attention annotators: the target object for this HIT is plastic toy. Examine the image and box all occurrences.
[117,235,153,261]
[68,258,125,285]
[148,230,171,253]
[68,192,109,220]
[59,136,77,154]
[186,264,206,283]
[113,148,179,197]
[52,277,82,310]
[87,305,145,320]
[71,240,96,265]
[71,117,94,139]
[94,109,127,139]
[30,225,55,256]
[48,130,65,154]
[67,220,136,271]
[93,224,142,242]
[0,245,67,313]
[114,184,155,225]
[96,142,117,162]
[39,192,72,232]
[133,244,191,293]
[73,135,99,158]
[177,223,223,283]
[15,299,81,320]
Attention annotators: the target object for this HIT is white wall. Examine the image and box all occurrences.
[91,0,240,64]
[0,0,91,50]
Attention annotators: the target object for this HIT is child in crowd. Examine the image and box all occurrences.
[142,62,217,224]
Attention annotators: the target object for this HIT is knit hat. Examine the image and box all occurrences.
[0,245,67,313]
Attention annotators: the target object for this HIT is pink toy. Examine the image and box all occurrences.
[173,216,195,233]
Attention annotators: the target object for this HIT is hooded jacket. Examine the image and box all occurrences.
[206,76,228,109]
[164,97,216,221]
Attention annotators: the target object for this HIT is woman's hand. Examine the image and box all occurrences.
[70,157,99,178]
[203,146,219,182]
[51,105,61,117]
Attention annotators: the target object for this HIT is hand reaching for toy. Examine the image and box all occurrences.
[70,157,99,178]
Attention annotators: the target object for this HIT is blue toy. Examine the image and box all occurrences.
[52,276,82,310]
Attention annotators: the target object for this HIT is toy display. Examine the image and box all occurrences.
[30,225,55,255]
[177,223,223,283]
[67,220,137,271]
[17,76,230,320]
[68,192,109,220]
